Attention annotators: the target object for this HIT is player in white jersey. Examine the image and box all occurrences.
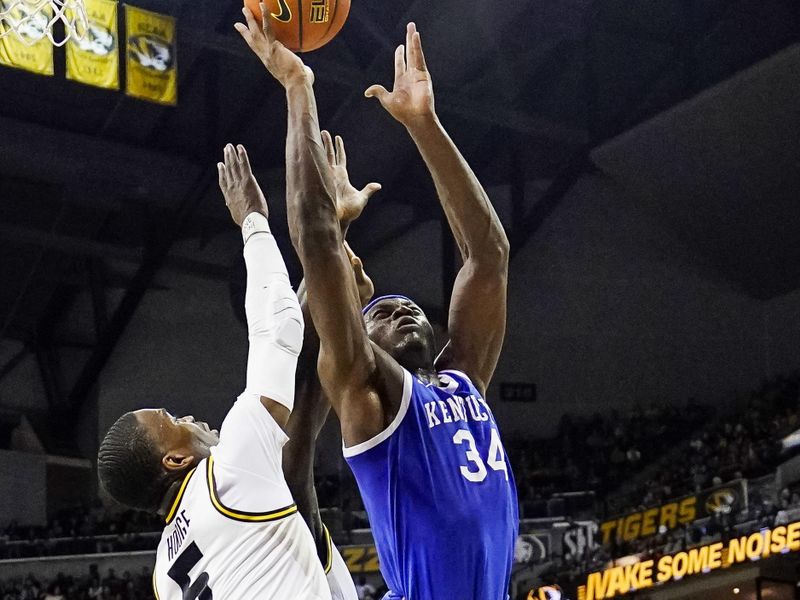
[98,144,335,600]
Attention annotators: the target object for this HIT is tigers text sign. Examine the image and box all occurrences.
[600,480,747,544]
[579,521,800,600]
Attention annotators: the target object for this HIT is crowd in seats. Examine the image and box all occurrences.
[609,371,800,516]
[508,371,800,520]
[0,506,161,559]
[0,566,153,600]
[509,402,712,518]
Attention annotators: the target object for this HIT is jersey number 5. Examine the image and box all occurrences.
[452,428,509,483]
[167,541,213,600]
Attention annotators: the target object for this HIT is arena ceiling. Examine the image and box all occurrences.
[0,0,798,452]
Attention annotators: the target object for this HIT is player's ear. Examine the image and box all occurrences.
[162,452,194,472]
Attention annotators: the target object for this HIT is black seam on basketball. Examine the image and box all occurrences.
[321,0,338,40]
[298,0,304,51]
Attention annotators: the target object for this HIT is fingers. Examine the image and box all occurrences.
[364,84,389,102]
[409,25,427,71]
[321,130,335,167]
[334,135,346,168]
[361,182,382,199]
[241,6,259,34]
[406,22,413,67]
[236,144,251,175]
[351,255,366,280]
[223,143,235,172]
[217,162,227,191]
[393,44,406,85]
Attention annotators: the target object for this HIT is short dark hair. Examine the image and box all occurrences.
[98,412,175,512]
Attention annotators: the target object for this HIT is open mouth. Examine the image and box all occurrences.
[396,317,419,331]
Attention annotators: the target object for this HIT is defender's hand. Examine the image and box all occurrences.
[344,242,374,308]
[217,143,269,227]
[321,130,381,227]
[365,23,435,126]
[234,4,311,88]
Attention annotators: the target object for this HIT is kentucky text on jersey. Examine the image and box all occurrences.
[166,510,191,561]
[423,393,490,428]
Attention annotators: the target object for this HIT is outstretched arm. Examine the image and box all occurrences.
[366,24,509,396]
[283,134,377,541]
[283,247,374,538]
[217,142,302,427]
[236,5,403,447]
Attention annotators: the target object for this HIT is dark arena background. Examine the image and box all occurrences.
[1,0,800,598]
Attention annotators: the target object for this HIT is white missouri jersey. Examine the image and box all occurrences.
[317,525,358,600]
[153,394,330,600]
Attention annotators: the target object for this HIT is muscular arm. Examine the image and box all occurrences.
[283,75,402,447]
[283,252,374,539]
[282,280,329,541]
[366,24,509,395]
[409,117,509,396]
[235,5,403,446]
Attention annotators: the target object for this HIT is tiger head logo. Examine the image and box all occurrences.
[127,34,172,72]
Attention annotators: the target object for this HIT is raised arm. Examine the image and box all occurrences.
[365,24,509,396]
[235,5,403,447]
[283,135,378,541]
[217,142,302,427]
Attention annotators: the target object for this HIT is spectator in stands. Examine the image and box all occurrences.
[355,576,376,600]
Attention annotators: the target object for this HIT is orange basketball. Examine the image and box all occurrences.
[243,0,351,53]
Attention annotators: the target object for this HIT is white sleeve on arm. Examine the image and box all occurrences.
[243,213,304,411]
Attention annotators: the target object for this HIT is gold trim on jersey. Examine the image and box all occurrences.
[152,571,161,600]
[164,466,198,524]
[206,455,298,522]
[321,523,333,574]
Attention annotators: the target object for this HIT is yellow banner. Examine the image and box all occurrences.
[65,0,118,88]
[340,545,380,573]
[124,4,176,105]
[579,521,800,600]
[0,0,55,75]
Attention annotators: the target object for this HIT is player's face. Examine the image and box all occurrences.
[135,409,219,455]
[364,298,435,363]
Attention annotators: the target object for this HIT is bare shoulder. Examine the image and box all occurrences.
[333,342,407,448]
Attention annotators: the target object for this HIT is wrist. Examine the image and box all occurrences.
[241,211,271,244]
[403,112,439,135]
[282,70,312,92]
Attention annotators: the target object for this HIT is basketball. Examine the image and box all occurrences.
[243,0,351,53]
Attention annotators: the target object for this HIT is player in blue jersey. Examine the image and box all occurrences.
[237,9,517,600]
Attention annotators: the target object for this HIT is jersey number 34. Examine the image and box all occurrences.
[453,428,509,483]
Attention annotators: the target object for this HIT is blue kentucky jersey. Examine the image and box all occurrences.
[344,368,519,600]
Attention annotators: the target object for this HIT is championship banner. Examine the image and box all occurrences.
[599,480,747,544]
[0,0,55,75]
[66,0,118,89]
[578,520,800,600]
[124,4,176,105]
